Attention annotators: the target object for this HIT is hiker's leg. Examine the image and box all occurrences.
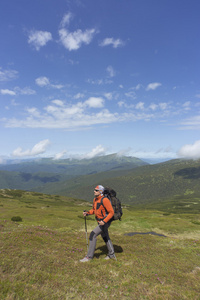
[87,225,102,259]
[101,222,115,258]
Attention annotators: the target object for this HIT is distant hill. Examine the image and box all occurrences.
[1,156,200,208]
[31,158,200,207]
[0,154,148,190]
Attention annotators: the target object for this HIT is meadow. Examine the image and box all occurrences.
[0,190,200,299]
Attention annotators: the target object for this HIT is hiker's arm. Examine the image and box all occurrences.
[83,206,94,216]
[103,198,114,223]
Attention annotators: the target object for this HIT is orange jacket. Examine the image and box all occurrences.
[87,194,114,223]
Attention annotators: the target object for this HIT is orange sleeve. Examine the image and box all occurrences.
[102,197,114,223]
[87,208,94,215]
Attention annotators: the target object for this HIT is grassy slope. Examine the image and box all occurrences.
[0,190,200,299]
[32,159,200,208]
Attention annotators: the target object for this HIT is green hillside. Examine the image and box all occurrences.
[1,157,200,211]
[0,170,69,190]
[0,154,147,191]
[32,159,200,209]
[0,189,200,299]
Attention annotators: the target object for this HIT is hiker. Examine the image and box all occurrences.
[80,185,116,262]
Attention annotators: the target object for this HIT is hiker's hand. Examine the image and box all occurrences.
[99,220,105,226]
[83,211,88,217]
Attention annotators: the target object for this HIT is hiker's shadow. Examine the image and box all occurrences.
[94,244,123,258]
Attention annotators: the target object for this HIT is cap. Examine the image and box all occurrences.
[95,185,104,195]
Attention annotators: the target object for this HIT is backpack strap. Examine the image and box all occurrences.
[100,197,106,209]
[100,196,114,222]
[101,196,111,215]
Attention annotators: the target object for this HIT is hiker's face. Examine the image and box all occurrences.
[94,189,100,197]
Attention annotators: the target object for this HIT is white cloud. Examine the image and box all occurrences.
[28,30,52,51]
[118,101,125,108]
[85,97,104,108]
[146,82,162,91]
[149,102,169,111]
[1,89,16,96]
[125,91,137,99]
[99,38,124,48]
[106,65,116,78]
[130,84,143,91]
[45,101,84,117]
[51,84,64,89]
[60,12,73,27]
[131,149,177,159]
[12,139,50,157]
[59,28,97,51]
[17,87,36,95]
[1,87,36,96]
[26,107,41,117]
[52,100,64,106]
[87,78,104,85]
[135,102,145,110]
[83,145,106,159]
[35,76,50,87]
[3,96,177,130]
[0,67,18,81]
[74,93,84,99]
[35,77,63,89]
[149,103,158,111]
[53,150,67,160]
[178,140,200,159]
[116,148,132,157]
[4,100,119,129]
[104,93,113,100]
[135,84,142,90]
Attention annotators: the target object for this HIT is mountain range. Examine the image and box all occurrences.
[0,154,147,191]
[0,154,200,207]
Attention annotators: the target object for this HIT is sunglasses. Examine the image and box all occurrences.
[94,189,99,192]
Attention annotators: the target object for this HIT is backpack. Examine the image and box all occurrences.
[101,187,123,221]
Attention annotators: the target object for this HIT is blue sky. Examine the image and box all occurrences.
[0,0,200,163]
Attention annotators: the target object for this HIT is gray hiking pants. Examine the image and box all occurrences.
[87,221,115,259]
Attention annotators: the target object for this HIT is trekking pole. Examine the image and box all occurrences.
[84,211,89,252]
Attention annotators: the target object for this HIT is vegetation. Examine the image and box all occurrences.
[0,189,200,299]
[11,216,23,222]
[0,154,147,191]
[2,157,200,209]
[31,158,200,206]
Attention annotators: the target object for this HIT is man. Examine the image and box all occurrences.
[80,185,116,262]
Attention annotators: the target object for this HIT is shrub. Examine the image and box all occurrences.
[11,216,23,222]
[5,190,24,198]
[191,220,200,225]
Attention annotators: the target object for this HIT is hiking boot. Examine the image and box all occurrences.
[104,256,111,260]
[80,256,91,262]
[104,255,117,260]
